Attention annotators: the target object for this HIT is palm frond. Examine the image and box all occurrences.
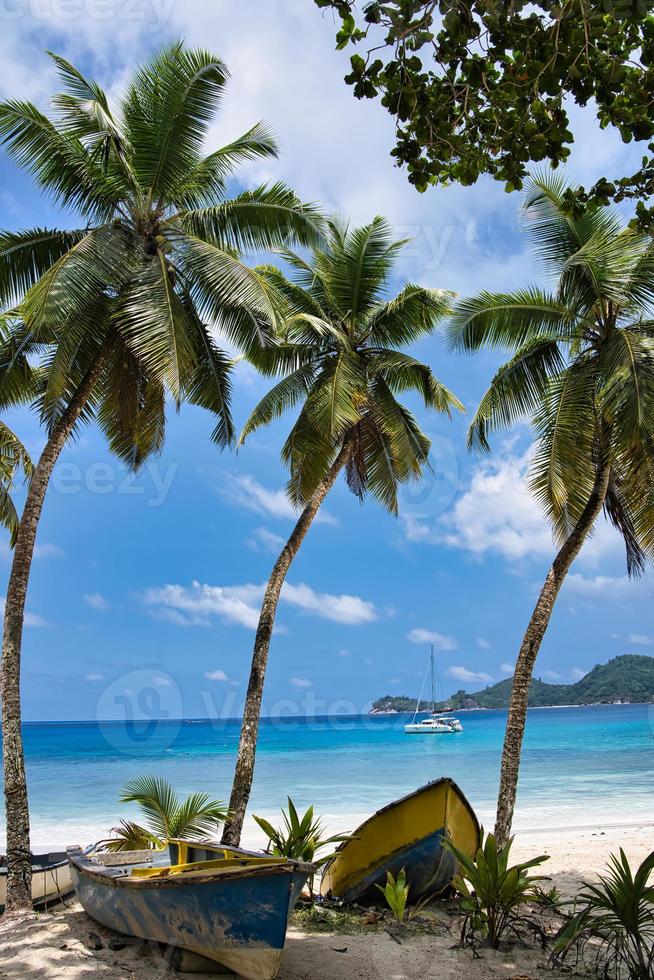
[447,288,574,352]
[178,182,324,253]
[0,227,88,307]
[468,338,566,452]
[365,284,453,347]
[123,43,228,200]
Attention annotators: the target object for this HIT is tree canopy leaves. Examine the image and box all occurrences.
[315,2,654,225]
[242,217,462,513]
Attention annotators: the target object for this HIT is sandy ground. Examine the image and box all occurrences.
[0,822,651,980]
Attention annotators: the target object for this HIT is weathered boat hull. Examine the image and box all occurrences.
[68,843,312,980]
[320,777,480,904]
[0,852,73,910]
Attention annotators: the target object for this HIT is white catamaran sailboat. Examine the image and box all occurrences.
[405,645,463,735]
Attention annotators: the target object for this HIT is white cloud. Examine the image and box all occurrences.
[290,677,312,689]
[421,450,624,566]
[282,582,376,625]
[143,582,261,629]
[153,676,171,687]
[85,592,109,612]
[1,541,64,562]
[629,633,653,646]
[247,527,285,554]
[143,580,376,628]
[565,573,635,598]
[205,670,229,682]
[500,662,514,676]
[477,637,491,650]
[84,673,105,682]
[447,666,494,685]
[219,474,336,526]
[571,668,587,680]
[34,543,65,559]
[338,649,350,657]
[407,628,457,651]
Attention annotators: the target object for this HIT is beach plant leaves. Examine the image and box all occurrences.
[99,776,229,851]
[553,849,654,979]
[444,831,549,948]
[253,797,351,866]
[314,2,654,228]
[253,797,351,894]
[375,868,410,924]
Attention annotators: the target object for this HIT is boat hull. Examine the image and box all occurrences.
[0,853,73,910]
[404,724,461,733]
[320,778,480,904]
[68,844,311,980]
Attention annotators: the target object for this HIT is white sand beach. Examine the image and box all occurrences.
[0,821,651,980]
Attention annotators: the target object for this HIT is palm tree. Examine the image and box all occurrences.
[448,176,654,846]
[0,45,322,911]
[100,776,229,852]
[221,217,462,844]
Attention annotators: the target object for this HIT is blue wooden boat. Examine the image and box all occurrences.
[320,778,480,904]
[68,840,313,980]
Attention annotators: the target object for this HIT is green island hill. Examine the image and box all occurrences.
[370,654,654,713]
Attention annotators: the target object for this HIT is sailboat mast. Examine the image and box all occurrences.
[430,645,435,712]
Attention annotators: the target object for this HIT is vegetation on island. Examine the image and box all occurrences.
[372,654,654,713]
[315,2,654,227]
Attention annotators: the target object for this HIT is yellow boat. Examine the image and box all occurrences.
[320,778,480,904]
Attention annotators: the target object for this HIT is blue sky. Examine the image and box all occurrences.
[2,0,653,722]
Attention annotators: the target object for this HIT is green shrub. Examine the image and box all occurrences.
[253,797,350,894]
[375,868,410,924]
[553,849,654,979]
[444,831,549,948]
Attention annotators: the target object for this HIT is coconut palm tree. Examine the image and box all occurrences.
[447,175,654,846]
[220,217,462,844]
[0,45,322,911]
[100,776,229,852]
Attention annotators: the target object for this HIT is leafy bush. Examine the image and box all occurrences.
[444,831,549,948]
[553,849,654,980]
[98,776,228,852]
[253,797,350,893]
[375,868,409,924]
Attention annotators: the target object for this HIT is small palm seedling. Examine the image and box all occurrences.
[553,849,654,979]
[100,776,229,852]
[444,831,549,948]
[375,868,410,925]
[254,798,350,894]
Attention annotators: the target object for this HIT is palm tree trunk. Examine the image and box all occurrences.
[1,356,105,913]
[494,460,612,847]
[221,443,352,847]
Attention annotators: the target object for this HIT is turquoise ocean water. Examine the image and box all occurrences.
[1,704,653,849]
